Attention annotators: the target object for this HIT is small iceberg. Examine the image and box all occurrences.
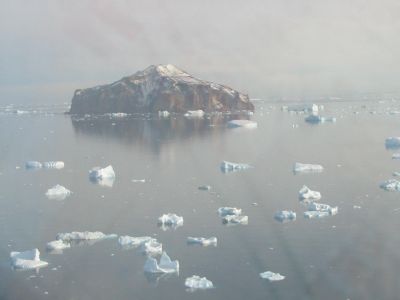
[45,185,71,200]
[184,110,205,118]
[139,239,163,256]
[307,202,338,215]
[185,275,214,291]
[158,213,184,230]
[198,185,211,191]
[25,161,43,169]
[43,161,65,169]
[380,179,400,191]
[143,252,179,274]
[89,165,115,187]
[298,185,321,201]
[10,249,48,270]
[46,240,71,253]
[222,215,248,225]
[274,211,296,222]
[385,137,400,149]
[304,211,330,219]
[217,207,242,217]
[305,114,336,124]
[260,271,285,282]
[220,161,252,173]
[56,231,117,241]
[187,237,217,247]
[227,120,258,129]
[293,162,324,173]
[118,236,152,249]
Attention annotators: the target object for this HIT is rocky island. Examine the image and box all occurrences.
[69,64,254,114]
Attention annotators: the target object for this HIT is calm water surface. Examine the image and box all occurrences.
[1,101,400,300]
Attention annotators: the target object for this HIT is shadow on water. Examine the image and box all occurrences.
[70,114,251,154]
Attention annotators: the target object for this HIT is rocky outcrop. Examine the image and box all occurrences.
[69,64,254,114]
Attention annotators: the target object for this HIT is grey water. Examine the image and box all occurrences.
[1,100,400,300]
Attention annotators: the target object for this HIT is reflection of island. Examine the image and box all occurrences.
[71,114,250,154]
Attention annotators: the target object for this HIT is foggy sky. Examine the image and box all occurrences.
[1,0,400,103]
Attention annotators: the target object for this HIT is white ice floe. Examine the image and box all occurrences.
[274,211,296,222]
[385,137,400,149]
[198,185,211,191]
[222,215,248,225]
[184,110,205,118]
[158,111,170,117]
[304,211,330,219]
[118,236,152,248]
[217,207,242,217]
[392,153,400,159]
[260,271,285,282]
[10,249,48,270]
[220,161,252,173]
[380,179,400,191]
[187,237,217,247]
[43,161,65,169]
[227,119,258,129]
[56,231,117,241]
[298,185,321,201]
[131,179,146,183]
[307,202,338,215]
[46,240,71,252]
[185,275,214,291]
[25,161,42,169]
[282,103,318,113]
[158,213,184,230]
[293,163,324,173]
[89,165,115,179]
[45,185,71,200]
[143,252,179,274]
[139,239,163,256]
[305,114,336,124]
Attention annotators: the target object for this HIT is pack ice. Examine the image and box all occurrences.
[274,211,296,222]
[293,163,324,173]
[227,120,258,129]
[385,137,400,149]
[143,252,179,274]
[45,185,71,200]
[56,231,117,241]
[158,213,184,230]
[380,179,400,191]
[298,185,321,201]
[220,161,252,173]
[185,275,214,290]
[10,249,48,270]
[187,237,217,247]
[259,271,285,281]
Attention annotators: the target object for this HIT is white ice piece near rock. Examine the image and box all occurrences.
[25,161,42,169]
[10,249,48,270]
[43,161,65,169]
[45,185,71,200]
[143,252,179,274]
[227,119,258,129]
[222,215,248,225]
[118,236,152,248]
[380,179,400,191]
[298,185,321,201]
[46,240,71,252]
[56,231,117,241]
[385,137,400,149]
[217,207,242,217]
[220,161,252,173]
[274,211,296,222]
[293,163,324,173]
[158,213,184,230]
[139,239,163,256]
[187,237,217,247]
[184,110,205,118]
[260,271,285,282]
[185,275,214,291]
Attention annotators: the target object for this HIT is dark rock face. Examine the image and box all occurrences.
[69,64,254,114]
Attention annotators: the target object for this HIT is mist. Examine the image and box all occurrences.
[1,0,399,104]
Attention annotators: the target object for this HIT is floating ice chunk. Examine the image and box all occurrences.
[274,211,296,222]
[185,275,214,291]
[43,161,64,169]
[283,103,318,113]
[220,161,252,173]
[187,237,217,247]
[385,137,400,149]
[305,114,336,124]
[260,271,285,282]
[89,165,115,187]
[299,185,321,201]
[118,236,152,249]
[293,163,324,173]
[158,111,170,117]
[304,211,330,219]
[227,120,258,129]
[217,207,242,217]
[25,161,42,169]
[45,185,71,200]
[380,179,400,191]
[108,112,128,118]
[222,215,248,225]
[392,153,400,159]
[143,252,179,274]
[131,179,146,183]
[46,240,71,252]
[198,185,211,191]
[139,239,163,256]
[10,249,48,270]
[158,213,184,230]
[56,231,117,241]
[184,110,205,118]
[307,202,338,215]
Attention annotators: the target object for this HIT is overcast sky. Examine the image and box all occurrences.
[1,0,399,103]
